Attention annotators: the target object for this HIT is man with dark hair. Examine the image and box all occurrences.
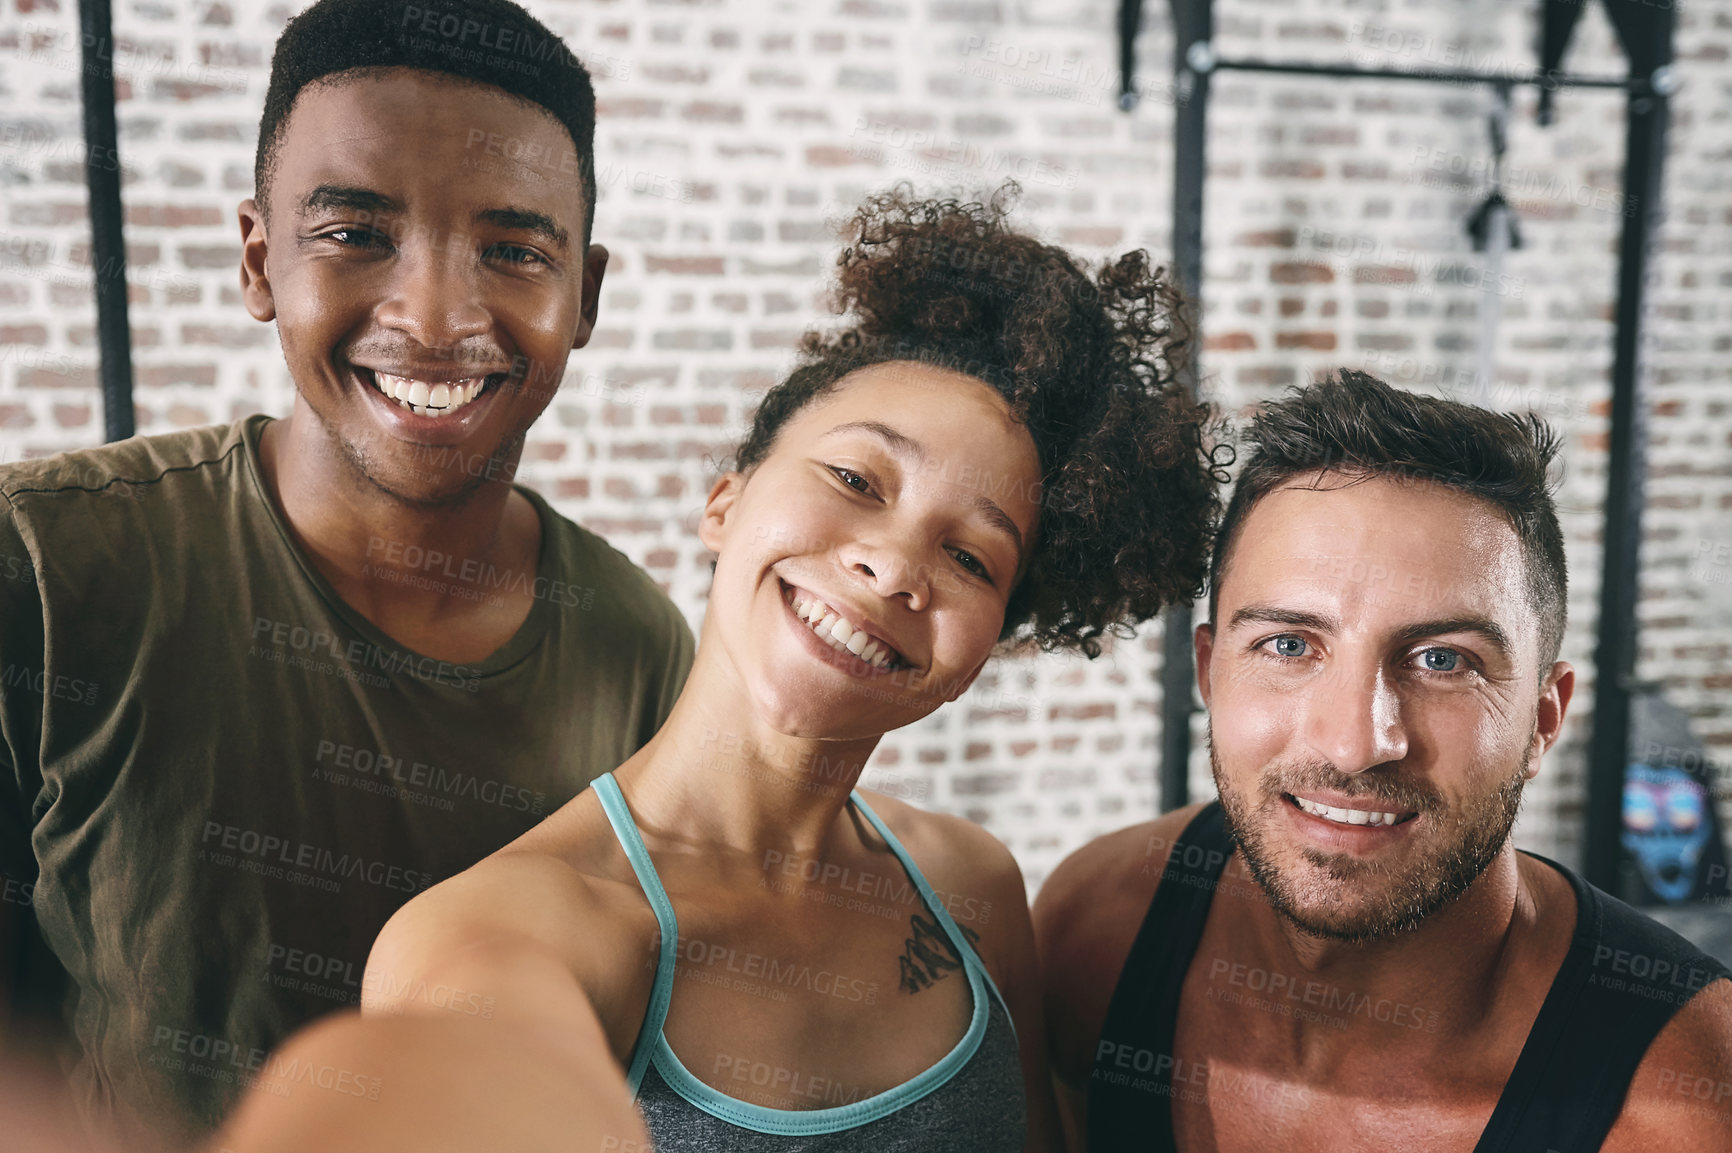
[1036,371,1732,1151]
[0,0,693,1143]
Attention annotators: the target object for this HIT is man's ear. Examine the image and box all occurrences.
[1528,660,1576,777]
[1194,621,1216,708]
[698,471,744,555]
[570,244,610,350]
[238,199,275,323]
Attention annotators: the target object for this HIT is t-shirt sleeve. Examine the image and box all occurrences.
[0,494,47,1005]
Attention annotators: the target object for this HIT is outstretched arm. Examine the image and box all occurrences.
[203,986,647,1153]
[209,851,650,1153]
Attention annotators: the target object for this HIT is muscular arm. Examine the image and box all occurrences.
[1031,806,1204,1150]
[1603,977,1732,1152]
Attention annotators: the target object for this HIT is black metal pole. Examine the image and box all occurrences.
[1583,79,1669,891]
[1154,0,1213,812]
[78,0,135,443]
[1210,57,1632,90]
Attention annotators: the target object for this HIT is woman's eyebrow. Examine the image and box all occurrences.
[820,420,925,462]
[818,420,1024,562]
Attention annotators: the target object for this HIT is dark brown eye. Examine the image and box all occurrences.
[830,466,871,493]
[951,548,987,578]
[487,243,546,266]
[327,228,391,249]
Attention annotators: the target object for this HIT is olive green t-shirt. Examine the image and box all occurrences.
[0,415,694,1145]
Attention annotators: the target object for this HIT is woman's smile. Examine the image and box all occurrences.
[777,577,909,677]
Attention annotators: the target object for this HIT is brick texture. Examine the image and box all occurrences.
[4,0,1732,888]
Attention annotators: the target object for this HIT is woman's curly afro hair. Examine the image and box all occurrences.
[733,184,1227,658]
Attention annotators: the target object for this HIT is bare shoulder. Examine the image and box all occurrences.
[853,787,1025,926]
[1033,803,1210,968]
[367,849,605,999]
[364,823,656,1033]
[1031,803,1209,1088]
[1605,975,1732,1151]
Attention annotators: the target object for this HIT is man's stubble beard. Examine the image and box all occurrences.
[300,385,526,509]
[1210,726,1530,945]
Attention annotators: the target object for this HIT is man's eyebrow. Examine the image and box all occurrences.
[820,420,1024,562]
[297,184,401,217]
[1226,606,1516,659]
[1226,605,1339,633]
[1392,616,1514,659]
[477,207,568,252]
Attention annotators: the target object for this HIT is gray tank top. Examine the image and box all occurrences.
[591,772,1027,1151]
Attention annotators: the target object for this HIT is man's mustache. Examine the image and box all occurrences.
[346,343,521,370]
[1261,761,1440,814]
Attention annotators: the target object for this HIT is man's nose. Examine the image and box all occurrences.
[375,243,492,351]
[1299,662,1408,773]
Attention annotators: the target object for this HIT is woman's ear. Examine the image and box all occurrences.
[698,471,746,555]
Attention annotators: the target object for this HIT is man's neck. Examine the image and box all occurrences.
[256,401,541,660]
[1235,847,1558,1041]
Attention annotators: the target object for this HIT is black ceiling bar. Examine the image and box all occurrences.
[1129,0,1674,875]
[78,0,135,443]
[1207,57,1638,90]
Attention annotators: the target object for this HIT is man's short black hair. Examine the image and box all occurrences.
[1209,370,1569,666]
[256,0,598,243]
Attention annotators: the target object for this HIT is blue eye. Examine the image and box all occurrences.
[1269,635,1308,658]
[1420,649,1460,672]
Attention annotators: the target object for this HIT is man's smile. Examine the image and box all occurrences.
[350,362,516,446]
[366,368,503,417]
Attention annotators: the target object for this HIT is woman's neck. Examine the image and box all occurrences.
[608,654,887,861]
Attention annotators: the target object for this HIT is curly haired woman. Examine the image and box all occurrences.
[218,186,1224,1153]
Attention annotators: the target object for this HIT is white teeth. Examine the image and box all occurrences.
[370,372,488,418]
[1294,796,1404,828]
[788,593,896,669]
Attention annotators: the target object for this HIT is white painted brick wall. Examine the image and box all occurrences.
[3,0,1730,888]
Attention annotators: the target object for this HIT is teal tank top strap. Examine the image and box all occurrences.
[589,771,680,1096]
[846,790,1015,1033]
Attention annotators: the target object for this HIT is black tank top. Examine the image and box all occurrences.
[1088,802,1732,1152]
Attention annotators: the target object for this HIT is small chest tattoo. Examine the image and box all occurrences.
[898,911,981,994]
